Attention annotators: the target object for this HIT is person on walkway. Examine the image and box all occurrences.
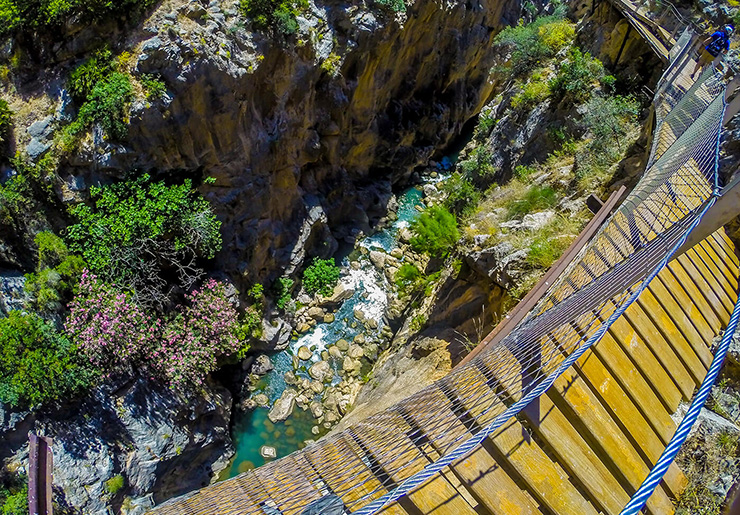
[691,25,733,78]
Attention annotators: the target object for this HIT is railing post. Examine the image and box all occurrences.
[28,434,53,515]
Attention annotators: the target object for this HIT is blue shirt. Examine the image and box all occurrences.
[706,31,731,57]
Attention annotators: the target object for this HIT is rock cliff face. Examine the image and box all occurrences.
[58,0,525,287]
[1,377,233,515]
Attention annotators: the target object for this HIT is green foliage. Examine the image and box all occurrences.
[24,232,86,312]
[511,76,550,110]
[394,263,421,296]
[66,174,222,306]
[0,475,27,515]
[275,277,293,309]
[458,147,496,190]
[474,110,496,141]
[409,314,427,332]
[576,95,639,180]
[441,172,481,216]
[375,0,406,12]
[513,164,536,181]
[66,72,133,141]
[539,19,576,53]
[0,311,97,409]
[302,258,340,296]
[410,205,460,259]
[493,11,569,77]
[68,48,114,102]
[549,48,606,105]
[238,0,307,35]
[580,95,639,154]
[105,475,125,495]
[0,0,155,35]
[141,74,166,100]
[505,185,558,219]
[0,99,12,145]
[321,53,341,77]
[528,231,570,268]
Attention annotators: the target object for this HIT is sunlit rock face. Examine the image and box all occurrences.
[57,0,525,288]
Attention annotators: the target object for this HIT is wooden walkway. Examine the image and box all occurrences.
[149,231,738,515]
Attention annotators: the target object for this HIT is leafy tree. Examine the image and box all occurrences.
[24,231,86,312]
[0,311,97,409]
[580,95,639,153]
[549,48,606,105]
[441,172,481,216]
[66,174,222,308]
[410,205,460,258]
[275,277,293,309]
[302,258,340,296]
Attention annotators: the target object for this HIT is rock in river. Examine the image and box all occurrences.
[268,389,297,423]
[309,361,333,383]
[297,345,312,361]
[251,354,274,375]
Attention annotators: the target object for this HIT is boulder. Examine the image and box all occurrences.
[390,248,403,259]
[353,308,366,322]
[336,339,350,352]
[268,389,297,423]
[297,346,312,361]
[310,381,325,394]
[399,228,414,244]
[328,346,342,360]
[253,393,270,407]
[369,251,386,269]
[342,357,361,374]
[466,241,528,289]
[296,323,311,334]
[260,446,277,459]
[320,282,355,309]
[258,317,291,351]
[307,306,325,321]
[348,344,365,360]
[323,313,335,324]
[363,343,379,360]
[284,371,298,386]
[251,355,274,376]
[308,361,333,383]
[353,334,366,345]
[309,401,324,419]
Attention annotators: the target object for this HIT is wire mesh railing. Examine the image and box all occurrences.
[150,22,731,515]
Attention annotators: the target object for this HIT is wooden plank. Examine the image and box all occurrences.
[474,349,628,515]
[606,315,683,412]
[547,357,676,515]
[645,279,713,369]
[623,302,696,400]
[352,414,479,515]
[590,330,677,445]
[488,416,600,515]
[303,436,408,515]
[665,260,723,335]
[569,343,687,498]
[676,253,732,323]
[701,238,739,288]
[404,388,541,515]
[684,248,736,314]
[710,231,739,268]
[253,457,324,515]
[697,241,740,297]
[656,268,717,345]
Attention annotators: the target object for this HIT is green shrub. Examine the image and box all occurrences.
[528,232,571,268]
[549,48,605,105]
[580,95,639,154]
[141,74,167,100]
[0,99,12,144]
[441,172,481,216]
[506,185,558,219]
[511,78,550,110]
[376,0,406,12]
[66,174,222,307]
[394,263,421,296]
[66,72,133,141]
[238,0,307,35]
[302,258,340,296]
[539,19,576,53]
[410,206,460,258]
[275,277,294,309]
[0,311,97,409]
[0,475,27,515]
[493,11,568,77]
[105,475,125,495]
[68,49,114,102]
[25,233,87,312]
[474,110,496,141]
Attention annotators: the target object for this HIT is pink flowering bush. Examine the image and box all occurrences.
[149,280,243,386]
[65,270,156,374]
[66,273,245,387]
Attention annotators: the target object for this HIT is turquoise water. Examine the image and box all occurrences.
[222,184,425,478]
